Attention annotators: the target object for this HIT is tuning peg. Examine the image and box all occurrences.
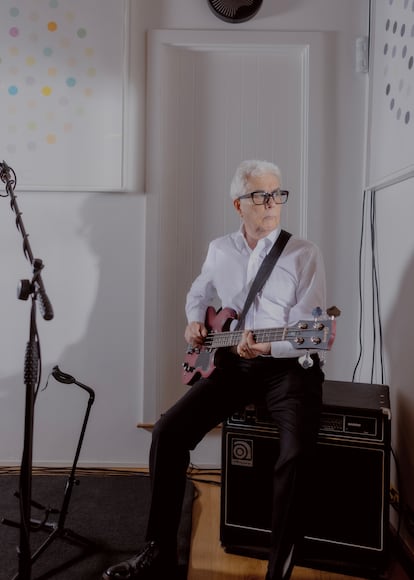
[312,306,323,318]
[326,305,341,318]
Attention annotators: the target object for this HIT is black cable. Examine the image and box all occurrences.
[372,193,385,382]
[370,192,377,382]
[353,188,386,383]
[352,190,368,381]
[369,191,385,383]
[391,446,402,536]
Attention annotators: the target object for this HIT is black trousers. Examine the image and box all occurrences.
[146,353,324,580]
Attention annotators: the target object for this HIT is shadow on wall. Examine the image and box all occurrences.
[0,191,147,465]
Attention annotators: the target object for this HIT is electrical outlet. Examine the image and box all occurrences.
[390,485,400,511]
[389,486,414,538]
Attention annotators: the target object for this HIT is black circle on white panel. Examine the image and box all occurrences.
[383,0,413,125]
[207,0,263,23]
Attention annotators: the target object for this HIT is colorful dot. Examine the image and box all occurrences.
[27,121,37,130]
[9,46,19,56]
[48,21,58,32]
[48,67,58,77]
[84,87,93,97]
[85,47,94,57]
[66,77,76,87]
[9,27,19,38]
[10,7,19,17]
[77,28,87,39]
[8,85,18,95]
[87,67,96,77]
[44,47,53,57]
[41,86,52,96]
[26,56,36,66]
[46,134,57,144]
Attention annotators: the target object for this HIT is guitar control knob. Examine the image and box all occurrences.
[182,363,196,372]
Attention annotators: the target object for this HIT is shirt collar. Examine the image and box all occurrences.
[234,225,281,253]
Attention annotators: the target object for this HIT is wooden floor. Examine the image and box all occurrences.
[187,473,410,580]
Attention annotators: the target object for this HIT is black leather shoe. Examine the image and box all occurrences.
[102,541,177,579]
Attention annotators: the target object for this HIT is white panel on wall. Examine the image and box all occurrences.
[143,30,329,423]
[367,0,414,188]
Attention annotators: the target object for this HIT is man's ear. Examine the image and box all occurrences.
[233,198,241,214]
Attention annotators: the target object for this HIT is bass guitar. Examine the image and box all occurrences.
[182,306,337,385]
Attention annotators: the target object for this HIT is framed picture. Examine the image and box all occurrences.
[1,0,129,191]
[367,0,414,189]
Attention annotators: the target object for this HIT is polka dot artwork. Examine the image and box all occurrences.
[0,0,127,189]
[368,0,414,185]
[382,0,413,126]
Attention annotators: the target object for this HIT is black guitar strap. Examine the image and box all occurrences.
[235,229,292,330]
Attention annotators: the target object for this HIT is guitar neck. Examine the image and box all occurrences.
[203,318,335,352]
[205,327,287,349]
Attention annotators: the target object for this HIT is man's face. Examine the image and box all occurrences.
[233,172,282,242]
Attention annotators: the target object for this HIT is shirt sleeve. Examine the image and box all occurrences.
[270,242,327,358]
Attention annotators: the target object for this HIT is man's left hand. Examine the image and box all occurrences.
[237,330,271,359]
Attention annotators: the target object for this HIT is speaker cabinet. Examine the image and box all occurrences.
[220,381,391,578]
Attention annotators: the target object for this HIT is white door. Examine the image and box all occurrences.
[144,30,337,422]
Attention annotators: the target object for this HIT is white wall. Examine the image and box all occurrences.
[358,0,414,554]
[0,0,369,468]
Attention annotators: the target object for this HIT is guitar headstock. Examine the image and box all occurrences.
[287,315,336,351]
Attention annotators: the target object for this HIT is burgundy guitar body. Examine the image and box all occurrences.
[182,307,237,385]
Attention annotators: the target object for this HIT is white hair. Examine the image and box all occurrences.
[229,160,282,200]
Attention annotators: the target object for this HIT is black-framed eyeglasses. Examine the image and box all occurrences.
[237,189,289,205]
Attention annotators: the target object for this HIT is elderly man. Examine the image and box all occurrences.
[103,159,326,580]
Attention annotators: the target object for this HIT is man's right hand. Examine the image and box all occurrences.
[184,321,208,347]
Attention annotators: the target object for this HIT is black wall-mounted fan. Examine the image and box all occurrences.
[207,0,263,23]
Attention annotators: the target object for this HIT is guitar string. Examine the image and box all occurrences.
[202,327,327,348]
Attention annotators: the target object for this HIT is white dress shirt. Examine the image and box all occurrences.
[185,227,327,358]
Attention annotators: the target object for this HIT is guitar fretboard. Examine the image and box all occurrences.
[203,327,301,348]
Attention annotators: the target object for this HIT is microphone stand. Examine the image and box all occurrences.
[0,161,54,580]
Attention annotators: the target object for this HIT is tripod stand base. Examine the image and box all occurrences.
[5,517,97,580]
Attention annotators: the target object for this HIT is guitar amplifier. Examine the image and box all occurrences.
[220,380,391,578]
